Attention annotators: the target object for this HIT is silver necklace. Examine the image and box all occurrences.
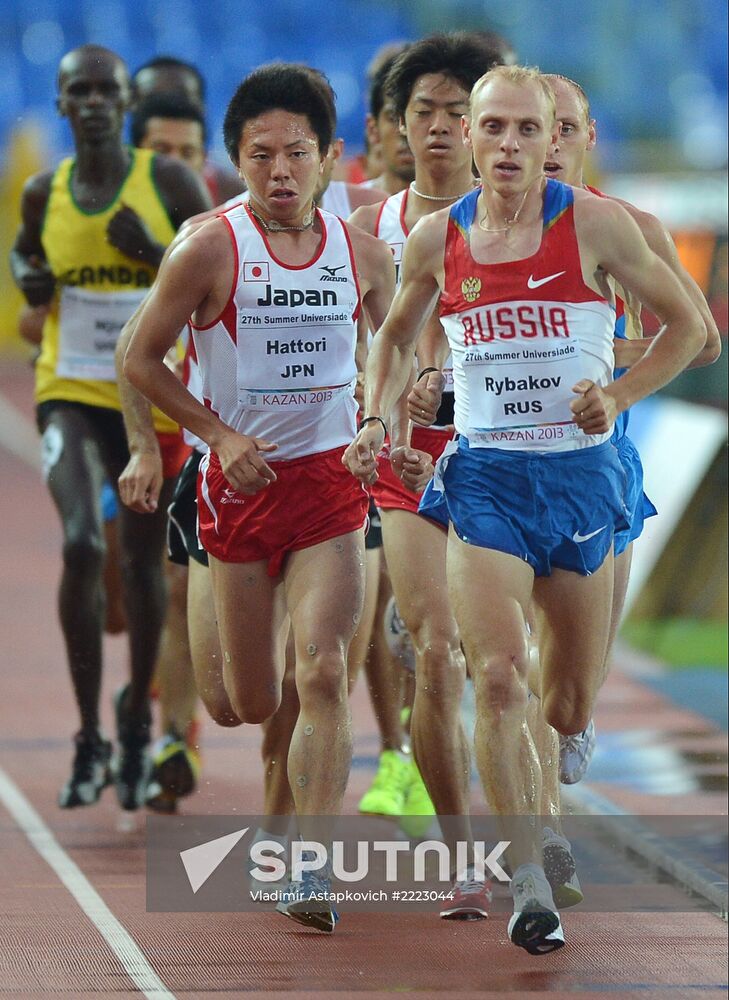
[409,181,474,202]
[249,203,316,233]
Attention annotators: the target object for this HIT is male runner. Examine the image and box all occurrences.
[131,56,244,203]
[347,31,511,916]
[10,45,211,812]
[124,63,395,932]
[362,48,415,196]
[344,65,705,952]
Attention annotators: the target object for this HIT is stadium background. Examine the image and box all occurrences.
[0,0,726,673]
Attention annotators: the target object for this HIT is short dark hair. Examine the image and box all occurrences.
[369,43,410,119]
[386,31,512,120]
[130,93,206,147]
[132,56,206,103]
[223,63,334,165]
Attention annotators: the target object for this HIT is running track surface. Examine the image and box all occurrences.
[0,356,726,1000]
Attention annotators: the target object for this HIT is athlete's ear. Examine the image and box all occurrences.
[398,116,407,137]
[56,95,66,117]
[586,118,597,152]
[461,115,472,150]
[365,113,379,148]
[331,137,344,163]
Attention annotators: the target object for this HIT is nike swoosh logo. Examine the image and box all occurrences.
[527,271,566,289]
[572,525,607,543]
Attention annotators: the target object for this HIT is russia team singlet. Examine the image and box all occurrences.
[37,148,177,433]
[191,203,361,462]
[439,180,616,453]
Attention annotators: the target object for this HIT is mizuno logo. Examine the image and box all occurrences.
[527,271,566,289]
[321,264,346,276]
[572,525,607,543]
[319,264,348,281]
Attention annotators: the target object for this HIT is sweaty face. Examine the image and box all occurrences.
[544,78,594,186]
[466,78,557,194]
[238,110,324,221]
[403,73,471,173]
[376,100,414,182]
[139,117,206,174]
[57,53,130,144]
[133,66,203,111]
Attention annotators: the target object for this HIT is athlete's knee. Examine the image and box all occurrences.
[62,529,105,578]
[296,649,348,707]
[413,631,466,699]
[471,653,528,717]
[229,686,281,726]
[542,689,591,736]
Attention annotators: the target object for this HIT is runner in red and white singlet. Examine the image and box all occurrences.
[125,63,395,934]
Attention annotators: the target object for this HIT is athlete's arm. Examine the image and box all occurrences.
[347,203,381,238]
[572,194,706,434]
[9,173,55,306]
[124,221,278,496]
[616,200,721,369]
[408,313,449,426]
[106,157,213,268]
[343,212,445,484]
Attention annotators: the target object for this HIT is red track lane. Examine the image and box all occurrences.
[0,358,726,999]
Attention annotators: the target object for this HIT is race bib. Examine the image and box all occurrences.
[239,380,355,411]
[464,339,585,447]
[57,287,147,382]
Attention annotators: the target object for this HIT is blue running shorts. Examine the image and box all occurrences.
[419,437,630,577]
[612,434,657,556]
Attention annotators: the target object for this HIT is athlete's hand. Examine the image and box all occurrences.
[390,445,434,494]
[408,370,445,427]
[217,431,278,495]
[118,450,163,513]
[106,205,165,268]
[18,254,55,307]
[570,379,617,435]
[342,424,385,485]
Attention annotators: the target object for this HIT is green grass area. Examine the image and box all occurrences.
[621,618,728,669]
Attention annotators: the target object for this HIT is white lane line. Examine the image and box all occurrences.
[0,766,177,999]
[0,390,41,471]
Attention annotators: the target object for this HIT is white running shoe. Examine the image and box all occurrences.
[542,826,583,909]
[559,719,596,784]
[508,863,565,955]
[383,595,416,673]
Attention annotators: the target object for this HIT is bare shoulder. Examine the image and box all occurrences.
[21,171,54,215]
[406,207,450,259]
[343,220,394,273]
[348,201,383,236]
[609,196,670,249]
[573,187,636,238]
[165,215,233,275]
[347,183,387,210]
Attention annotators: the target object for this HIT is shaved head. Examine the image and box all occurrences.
[58,45,129,91]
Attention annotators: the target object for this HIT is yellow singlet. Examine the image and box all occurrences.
[37,147,177,433]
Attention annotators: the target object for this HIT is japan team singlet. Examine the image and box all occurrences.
[191,203,361,462]
[37,148,177,433]
[439,180,616,452]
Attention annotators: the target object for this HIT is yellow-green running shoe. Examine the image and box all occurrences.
[358,749,410,816]
[399,759,436,838]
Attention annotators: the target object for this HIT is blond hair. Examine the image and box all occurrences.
[469,64,556,124]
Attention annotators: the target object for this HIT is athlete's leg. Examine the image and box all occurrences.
[346,547,381,693]
[115,481,175,719]
[533,553,614,737]
[260,631,298,836]
[42,406,108,734]
[446,531,539,867]
[285,530,365,824]
[155,562,198,735]
[382,510,470,824]
[187,559,240,726]
[207,555,288,724]
[603,544,632,685]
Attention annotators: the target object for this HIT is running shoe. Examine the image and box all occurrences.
[542,826,584,908]
[559,719,596,784]
[383,595,416,673]
[508,863,565,955]
[276,869,339,932]
[58,730,112,809]
[399,758,437,838]
[145,731,201,813]
[112,684,153,811]
[440,864,493,920]
[358,749,410,816]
